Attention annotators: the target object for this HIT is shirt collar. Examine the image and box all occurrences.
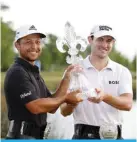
[105,58,115,71]
[15,57,39,73]
[83,55,115,72]
[83,55,94,69]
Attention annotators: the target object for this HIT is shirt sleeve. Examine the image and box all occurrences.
[7,68,39,105]
[118,67,133,95]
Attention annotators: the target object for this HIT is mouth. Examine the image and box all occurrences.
[30,51,37,53]
[99,48,108,52]
[28,50,39,54]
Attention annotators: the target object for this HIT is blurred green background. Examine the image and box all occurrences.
[1,4,136,138]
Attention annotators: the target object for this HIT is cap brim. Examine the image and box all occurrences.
[93,31,115,39]
[14,32,46,43]
[38,32,46,38]
[26,32,46,38]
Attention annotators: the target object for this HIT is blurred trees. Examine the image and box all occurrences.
[1,4,15,71]
[40,34,68,71]
[131,55,136,71]
[1,21,15,71]
[109,46,136,71]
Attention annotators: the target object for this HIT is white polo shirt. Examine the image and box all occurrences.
[73,55,133,126]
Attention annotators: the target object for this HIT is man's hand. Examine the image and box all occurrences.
[55,65,83,97]
[88,88,106,103]
[63,64,83,81]
[65,90,83,104]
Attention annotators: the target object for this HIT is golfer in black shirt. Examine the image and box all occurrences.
[4,25,83,139]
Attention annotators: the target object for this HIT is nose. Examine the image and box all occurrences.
[102,41,108,48]
[31,42,37,49]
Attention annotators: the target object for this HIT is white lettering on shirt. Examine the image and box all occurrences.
[20,91,32,99]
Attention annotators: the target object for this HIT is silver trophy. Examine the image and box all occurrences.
[56,22,97,99]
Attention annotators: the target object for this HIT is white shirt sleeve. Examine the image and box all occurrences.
[118,67,133,95]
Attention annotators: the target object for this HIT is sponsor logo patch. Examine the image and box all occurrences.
[109,81,119,84]
[20,91,32,99]
[99,26,112,31]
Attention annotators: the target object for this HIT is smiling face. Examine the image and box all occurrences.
[88,36,115,59]
[15,33,42,64]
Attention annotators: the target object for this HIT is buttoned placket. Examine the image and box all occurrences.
[97,71,104,91]
[92,67,104,91]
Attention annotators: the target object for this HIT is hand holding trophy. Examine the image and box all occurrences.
[56,22,97,100]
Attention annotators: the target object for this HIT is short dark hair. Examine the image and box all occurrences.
[91,35,94,40]
[16,39,21,44]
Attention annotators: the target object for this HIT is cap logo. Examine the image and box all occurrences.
[29,25,37,30]
[99,26,112,31]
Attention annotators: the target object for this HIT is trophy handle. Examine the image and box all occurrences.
[56,38,67,53]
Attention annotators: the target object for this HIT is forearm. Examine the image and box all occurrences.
[103,93,133,111]
[26,95,66,114]
[48,74,70,112]
[60,103,77,116]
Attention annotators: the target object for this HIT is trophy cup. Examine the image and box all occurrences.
[56,22,97,99]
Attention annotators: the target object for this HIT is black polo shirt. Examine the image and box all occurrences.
[4,57,52,127]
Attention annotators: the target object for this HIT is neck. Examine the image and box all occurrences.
[19,56,35,66]
[28,61,35,66]
[89,54,109,71]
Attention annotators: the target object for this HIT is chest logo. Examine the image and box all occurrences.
[109,81,119,84]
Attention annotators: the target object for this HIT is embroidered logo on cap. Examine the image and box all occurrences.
[99,26,112,31]
[29,25,37,30]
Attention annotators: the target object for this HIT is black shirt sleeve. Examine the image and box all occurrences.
[5,67,39,105]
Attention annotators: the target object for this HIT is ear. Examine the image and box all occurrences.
[15,42,20,51]
[111,39,116,47]
[88,36,93,44]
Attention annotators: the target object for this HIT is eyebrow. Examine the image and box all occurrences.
[107,38,113,41]
[100,37,113,40]
[25,38,41,41]
[25,39,31,41]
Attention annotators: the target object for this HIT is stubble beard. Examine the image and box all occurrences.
[20,51,41,63]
